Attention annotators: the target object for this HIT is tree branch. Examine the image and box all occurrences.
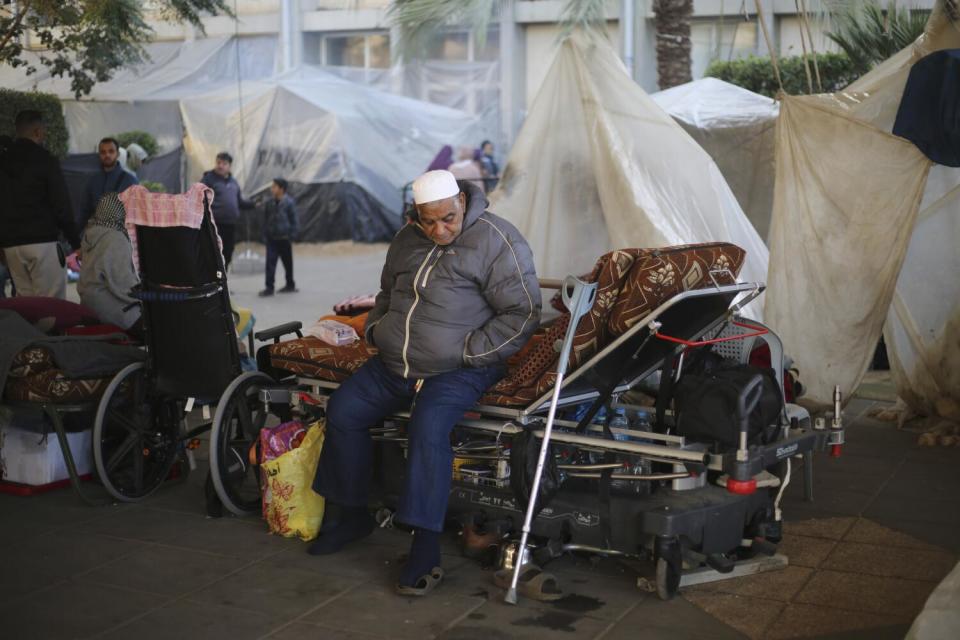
[0,1,32,60]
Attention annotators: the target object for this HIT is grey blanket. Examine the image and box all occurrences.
[0,309,145,393]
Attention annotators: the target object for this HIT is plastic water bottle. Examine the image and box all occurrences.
[609,407,630,442]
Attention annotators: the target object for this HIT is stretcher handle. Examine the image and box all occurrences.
[653,320,767,347]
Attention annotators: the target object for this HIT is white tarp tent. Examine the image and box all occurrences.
[0,36,279,154]
[489,32,769,305]
[179,65,484,217]
[652,78,779,242]
[765,0,960,407]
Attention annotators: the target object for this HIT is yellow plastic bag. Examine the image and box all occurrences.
[261,422,325,541]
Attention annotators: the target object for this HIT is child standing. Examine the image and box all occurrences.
[259,178,299,296]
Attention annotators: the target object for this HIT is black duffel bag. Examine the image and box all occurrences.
[674,362,783,448]
[510,428,562,516]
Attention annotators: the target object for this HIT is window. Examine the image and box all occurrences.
[323,32,391,69]
[691,19,758,79]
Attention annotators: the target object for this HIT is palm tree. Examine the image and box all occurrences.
[653,0,693,89]
[388,0,696,88]
[826,1,930,76]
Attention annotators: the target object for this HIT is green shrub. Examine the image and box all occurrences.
[0,89,69,158]
[116,130,160,157]
[141,181,167,193]
[704,52,861,98]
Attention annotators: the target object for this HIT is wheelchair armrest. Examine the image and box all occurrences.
[255,321,303,344]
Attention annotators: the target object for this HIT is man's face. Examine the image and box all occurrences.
[215,158,231,176]
[482,142,493,156]
[416,192,465,246]
[270,182,283,199]
[98,142,118,170]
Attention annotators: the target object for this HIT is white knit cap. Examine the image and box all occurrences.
[412,170,460,205]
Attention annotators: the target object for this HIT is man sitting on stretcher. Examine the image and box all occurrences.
[308,169,541,596]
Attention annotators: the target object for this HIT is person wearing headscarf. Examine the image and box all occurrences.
[426,145,454,172]
[77,193,142,332]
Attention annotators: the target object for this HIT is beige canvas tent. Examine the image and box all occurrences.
[652,79,778,242]
[764,0,960,407]
[489,32,768,306]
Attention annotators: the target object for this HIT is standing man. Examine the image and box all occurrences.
[201,152,254,269]
[79,137,139,229]
[0,111,81,299]
[308,170,541,597]
[258,178,299,297]
[479,140,499,193]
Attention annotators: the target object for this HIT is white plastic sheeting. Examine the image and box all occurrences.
[906,560,960,640]
[765,1,960,407]
[179,66,485,215]
[0,36,279,154]
[489,32,769,306]
[321,59,501,160]
[652,79,779,243]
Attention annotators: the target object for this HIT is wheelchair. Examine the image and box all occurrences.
[91,198,270,509]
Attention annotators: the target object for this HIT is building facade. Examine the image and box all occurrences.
[104,1,943,148]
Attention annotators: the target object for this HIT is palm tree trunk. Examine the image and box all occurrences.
[653,0,693,89]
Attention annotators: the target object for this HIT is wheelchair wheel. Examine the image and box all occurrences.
[93,362,183,502]
[209,371,275,516]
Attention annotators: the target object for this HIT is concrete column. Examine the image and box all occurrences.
[498,0,525,149]
[755,0,777,57]
[280,0,299,71]
[621,0,635,78]
[634,1,657,92]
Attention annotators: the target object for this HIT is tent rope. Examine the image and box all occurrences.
[793,0,814,94]
[798,0,822,92]
[753,0,784,93]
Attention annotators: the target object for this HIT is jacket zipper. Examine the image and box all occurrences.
[420,250,443,288]
[402,245,437,378]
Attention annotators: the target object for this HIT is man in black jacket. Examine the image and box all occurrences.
[201,152,254,269]
[309,170,541,596]
[0,111,80,299]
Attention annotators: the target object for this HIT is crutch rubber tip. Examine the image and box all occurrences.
[727,478,757,495]
[504,588,518,605]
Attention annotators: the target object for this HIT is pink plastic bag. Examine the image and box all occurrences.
[259,420,308,463]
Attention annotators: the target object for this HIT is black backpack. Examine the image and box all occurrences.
[672,349,783,448]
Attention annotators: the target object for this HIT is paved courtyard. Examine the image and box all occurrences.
[2,243,956,639]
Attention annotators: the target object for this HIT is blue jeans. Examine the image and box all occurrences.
[313,355,504,532]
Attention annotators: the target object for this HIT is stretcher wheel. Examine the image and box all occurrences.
[93,362,183,502]
[209,371,275,516]
[655,556,681,601]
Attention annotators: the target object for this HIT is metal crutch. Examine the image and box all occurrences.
[505,275,597,605]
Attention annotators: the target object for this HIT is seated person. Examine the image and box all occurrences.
[309,170,542,595]
[77,193,142,336]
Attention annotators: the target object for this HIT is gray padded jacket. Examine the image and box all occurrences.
[364,181,541,379]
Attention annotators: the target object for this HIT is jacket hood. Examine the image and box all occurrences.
[459,179,489,230]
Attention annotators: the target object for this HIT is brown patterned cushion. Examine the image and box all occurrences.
[269,337,378,383]
[8,346,58,379]
[4,370,111,404]
[482,249,647,404]
[482,243,746,407]
[607,243,746,336]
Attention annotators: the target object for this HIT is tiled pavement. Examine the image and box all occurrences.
[1,397,957,639]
